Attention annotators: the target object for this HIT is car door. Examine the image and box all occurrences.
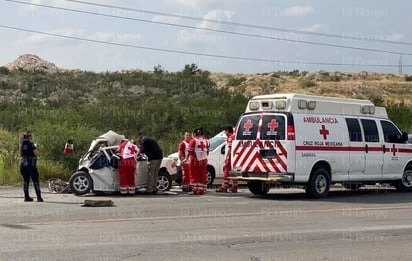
[346,118,365,180]
[380,120,405,179]
[209,136,226,178]
[360,119,383,180]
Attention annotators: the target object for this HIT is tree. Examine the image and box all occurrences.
[153,64,165,74]
[183,63,201,75]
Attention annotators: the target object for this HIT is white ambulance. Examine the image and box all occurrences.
[230,93,412,198]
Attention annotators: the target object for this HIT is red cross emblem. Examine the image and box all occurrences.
[243,120,253,132]
[127,145,138,154]
[197,141,207,151]
[391,144,397,156]
[267,119,279,132]
[319,125,329,140]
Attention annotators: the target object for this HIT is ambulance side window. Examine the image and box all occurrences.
[381,120,403,143]
[261,115,285,140]
[236,115,259,140]
[361,119,380,143]
[345,118,362,142]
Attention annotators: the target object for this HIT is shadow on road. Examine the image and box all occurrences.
[249,188,412,204]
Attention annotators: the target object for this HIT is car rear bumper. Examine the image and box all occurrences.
[229,170,294,183]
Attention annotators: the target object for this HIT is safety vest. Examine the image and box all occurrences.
[193,138,208,161]
[119,141,139,159]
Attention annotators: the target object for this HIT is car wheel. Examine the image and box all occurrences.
[306,168,330,198]
[69,171,93,195]
[157,171,172,192]
[247,181,270,195]
[206,166,215,187]
[394,169,412,192]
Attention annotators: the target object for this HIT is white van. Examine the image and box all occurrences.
[230,93,412,198]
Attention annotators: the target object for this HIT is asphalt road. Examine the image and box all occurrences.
[0,185,411,261]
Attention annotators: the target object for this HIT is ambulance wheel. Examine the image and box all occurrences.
[306,168,330,198]
[394,169,412,192]
[206,166,215,187]
[157,171,172,192]
[69,171,92,195]
[247,181,270,195]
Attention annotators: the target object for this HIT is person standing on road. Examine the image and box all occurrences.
[20,132,43,202]
[187,128,209,195]
[138,135,163,194]
[117,139,139,195]
[178,131,192,192]
[216,126,238,193]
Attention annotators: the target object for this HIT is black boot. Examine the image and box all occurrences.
[23,182,33,202]
[34,182,44,202]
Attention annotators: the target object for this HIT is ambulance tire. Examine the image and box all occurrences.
[394,169,412,192]
[247,181,270,196]
[69,171,93,195]
[306,168,330,199]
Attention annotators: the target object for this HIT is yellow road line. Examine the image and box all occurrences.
[20,204,412,226]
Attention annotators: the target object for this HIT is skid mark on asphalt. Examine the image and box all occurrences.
[18,204,412,226]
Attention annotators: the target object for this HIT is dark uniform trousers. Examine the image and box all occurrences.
[20,157,42,200]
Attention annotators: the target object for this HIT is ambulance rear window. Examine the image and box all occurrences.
[261,115,285,140]
[236,115,259,140]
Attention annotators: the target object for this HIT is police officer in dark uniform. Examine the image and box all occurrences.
[20,131,43,202]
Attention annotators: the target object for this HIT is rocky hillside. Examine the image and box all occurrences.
[210,71,412,106]
[6,54,60,73]
[2,54,412,105]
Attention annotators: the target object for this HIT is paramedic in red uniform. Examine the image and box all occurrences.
[178,131,192,192]
[187,128,209,195]
[63,139,74,155]
[216,126,238,193]
[117,139,139,195]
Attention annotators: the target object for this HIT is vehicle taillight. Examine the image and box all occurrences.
[287,124,295,140]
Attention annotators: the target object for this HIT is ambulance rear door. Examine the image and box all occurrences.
[232,113,291,174]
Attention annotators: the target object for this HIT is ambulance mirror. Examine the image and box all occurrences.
[249,101,259,110]
[298,100,307,109]
[402,132,408,143]
[307,101,316,110]
[221,146,225,155]
[275,101,286,110]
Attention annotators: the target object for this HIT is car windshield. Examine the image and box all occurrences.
[209,136,226,151]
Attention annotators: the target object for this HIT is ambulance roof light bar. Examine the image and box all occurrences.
[298,100,316,110]
[249,101,259,110]
[261,101,273,110]
[248,100,285,111]
[361,105,375,115]
[307,101,316,110]
[275,101,286,110]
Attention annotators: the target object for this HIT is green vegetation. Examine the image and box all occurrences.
[0,65,247,184]
[0,66,411,185]
[299,79,317,88]
[404,75,412,82]
[387,102,412,132]
[227,76,247,86]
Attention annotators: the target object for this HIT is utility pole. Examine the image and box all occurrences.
[398,55,403,75]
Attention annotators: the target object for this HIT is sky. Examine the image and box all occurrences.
[0,0,411,73]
